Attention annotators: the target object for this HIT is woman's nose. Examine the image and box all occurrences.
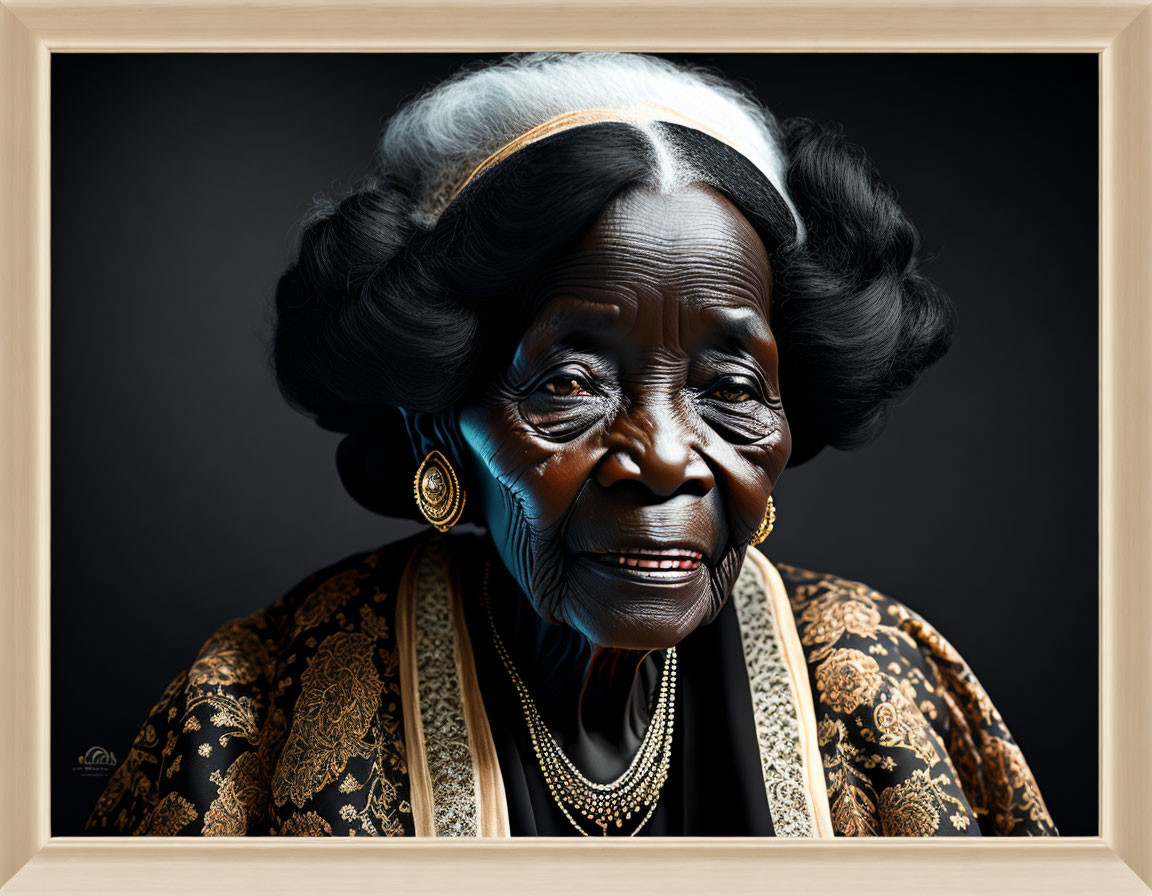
[595,404,715,498]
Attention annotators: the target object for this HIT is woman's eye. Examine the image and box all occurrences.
[706,378,758,404]
[712,384,752,403]
[695,376,779,445]
[518,369,611,442]
[541,375,593,398]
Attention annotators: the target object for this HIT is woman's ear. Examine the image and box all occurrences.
[338,407,478,524]
[400,408,469,477]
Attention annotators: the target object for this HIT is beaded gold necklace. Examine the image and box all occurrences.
[479,560,677,836]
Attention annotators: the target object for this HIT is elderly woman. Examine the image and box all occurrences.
[87,51,1056,838]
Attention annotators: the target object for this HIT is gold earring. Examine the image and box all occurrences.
[414,449,466,532]
[750,496,776,546]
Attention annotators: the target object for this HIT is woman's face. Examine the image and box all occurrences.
[457,182,791,649]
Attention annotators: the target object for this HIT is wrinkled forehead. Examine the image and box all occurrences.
[511,184,775,357]
[561,184,770,293]
[587,182,771,258]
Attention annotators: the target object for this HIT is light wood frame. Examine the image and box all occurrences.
[2,2,1150,893]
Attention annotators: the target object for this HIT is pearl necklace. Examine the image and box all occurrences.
[479,561,677,836]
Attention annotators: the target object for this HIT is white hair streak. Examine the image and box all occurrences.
[376,52,805,241]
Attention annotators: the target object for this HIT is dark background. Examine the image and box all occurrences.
[51,53,1098,835]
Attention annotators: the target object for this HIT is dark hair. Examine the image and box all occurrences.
[273,117,954,518]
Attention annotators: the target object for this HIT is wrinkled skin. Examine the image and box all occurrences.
[457,182,791,648]
[423,182,791,776]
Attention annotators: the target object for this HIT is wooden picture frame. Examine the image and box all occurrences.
[2,2,1150,893]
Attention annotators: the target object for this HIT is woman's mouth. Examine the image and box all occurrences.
[585,547,704,573]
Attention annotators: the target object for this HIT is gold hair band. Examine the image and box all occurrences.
[446,100,751,205]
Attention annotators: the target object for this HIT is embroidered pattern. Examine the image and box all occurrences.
[86,541,414,838]
[780,563,1058,836]
[272,631,382,809]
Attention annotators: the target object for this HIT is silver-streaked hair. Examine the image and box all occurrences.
[375,51,805,240]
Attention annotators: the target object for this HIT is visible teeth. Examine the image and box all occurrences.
[611,554,700,571]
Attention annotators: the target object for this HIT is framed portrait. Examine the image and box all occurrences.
[2,2,1151,894]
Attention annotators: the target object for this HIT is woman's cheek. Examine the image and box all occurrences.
[513,433,607,526]
[726,438,788,535]
[466,404,604,530]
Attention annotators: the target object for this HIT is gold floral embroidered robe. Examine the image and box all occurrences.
[85,532,1057,837]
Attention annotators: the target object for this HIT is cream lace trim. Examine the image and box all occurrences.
[412,541,480,836]
[732,555,817,837]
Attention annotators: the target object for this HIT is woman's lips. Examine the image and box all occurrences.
[585,547,704,572]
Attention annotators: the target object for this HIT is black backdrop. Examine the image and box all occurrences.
[51,53,1097,835]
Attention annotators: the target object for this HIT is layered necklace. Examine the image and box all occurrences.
[479,560,678,836]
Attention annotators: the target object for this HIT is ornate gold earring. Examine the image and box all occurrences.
[414,449,466,532]
[750,496,776,546]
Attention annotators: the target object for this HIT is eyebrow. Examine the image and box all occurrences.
[513,297,622,362]
[694,306,776,360]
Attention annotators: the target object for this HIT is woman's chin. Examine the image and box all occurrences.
[565,553,717,650]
